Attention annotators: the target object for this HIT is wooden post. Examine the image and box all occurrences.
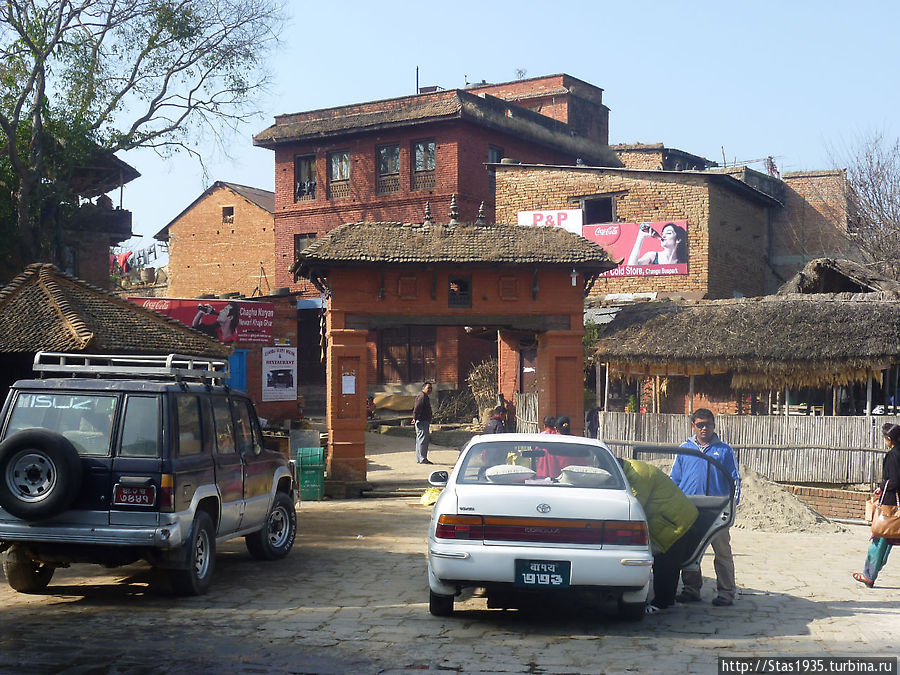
[832,387,838,417]
[866,370,873,417]
[689,375,695,414]
[784,386,789,417]
[603,363,610,412]
[653,376,658,413]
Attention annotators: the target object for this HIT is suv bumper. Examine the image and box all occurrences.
[0,514,189,548]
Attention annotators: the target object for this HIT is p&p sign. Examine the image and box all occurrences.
[517,209,583,236]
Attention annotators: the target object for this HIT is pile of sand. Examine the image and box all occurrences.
[734,464,847,534]
[644,457,847,534]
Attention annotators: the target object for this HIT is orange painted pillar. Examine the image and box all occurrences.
[326,327,368,482]
[536,329,585,436]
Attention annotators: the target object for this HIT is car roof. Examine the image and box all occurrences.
[466,433,610,448]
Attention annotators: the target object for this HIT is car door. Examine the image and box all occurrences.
[632,445,736,569]
[232,396,271,528]
[210,395,244,534]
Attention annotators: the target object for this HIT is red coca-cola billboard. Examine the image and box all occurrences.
[582,220,689,278]
[129,297,275,343]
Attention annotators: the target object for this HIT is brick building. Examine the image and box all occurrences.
[494,163,781,299]
[252,74,620,294]
[155,181,275,298]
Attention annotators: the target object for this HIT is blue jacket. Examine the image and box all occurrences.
[671,434,741,504]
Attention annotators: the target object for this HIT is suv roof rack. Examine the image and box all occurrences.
[33,352,230,382]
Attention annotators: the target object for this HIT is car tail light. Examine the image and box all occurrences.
[602,520,648,546]
[159,474,174,512]
[435,514,484,540]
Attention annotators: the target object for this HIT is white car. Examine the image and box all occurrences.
[426,434,735,620]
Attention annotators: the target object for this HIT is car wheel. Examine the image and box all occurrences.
[617,598,645,622]
[2,545,54,593]
[429,589,454,617]
[169,511,216,596]
[0,429,83,521]
[245,492,296,561]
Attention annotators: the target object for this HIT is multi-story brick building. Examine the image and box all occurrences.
[252,74,620,294]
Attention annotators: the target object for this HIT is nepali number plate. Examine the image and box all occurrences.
[113,484,156,507]
[514,559,571,588]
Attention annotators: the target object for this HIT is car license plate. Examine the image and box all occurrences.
[514,559,571,588]
[113,484,156,507]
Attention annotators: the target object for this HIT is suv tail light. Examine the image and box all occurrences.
[435,515,647,546]
[159,474,174,512]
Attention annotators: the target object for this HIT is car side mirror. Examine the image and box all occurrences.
[428,470,448,487]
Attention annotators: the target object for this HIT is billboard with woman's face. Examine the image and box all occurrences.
[582,220,689,277]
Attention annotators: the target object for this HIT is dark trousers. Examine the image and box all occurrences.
[652,534,690,608]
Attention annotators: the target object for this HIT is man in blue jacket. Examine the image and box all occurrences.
[671,408,741,606]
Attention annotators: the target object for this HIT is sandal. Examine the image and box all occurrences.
[644,604,664,615]
[853,572,874,588]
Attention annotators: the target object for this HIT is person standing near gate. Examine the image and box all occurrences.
[412,382,433,465]
[671,408,741,606]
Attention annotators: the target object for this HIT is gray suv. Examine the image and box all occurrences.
[0,352,298,595]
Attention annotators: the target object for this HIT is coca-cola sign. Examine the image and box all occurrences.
[581,220,689,278]
[128,297,275,344]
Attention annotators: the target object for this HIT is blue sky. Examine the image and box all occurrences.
[120,0,900,254]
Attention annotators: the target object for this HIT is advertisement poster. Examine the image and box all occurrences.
[129,297,275,343]
[517,209,583,236]
[262,347,297,402]
[582,220,689,278]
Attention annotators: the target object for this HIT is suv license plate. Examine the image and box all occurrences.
[514,559,571,588]
[113,484,156,507]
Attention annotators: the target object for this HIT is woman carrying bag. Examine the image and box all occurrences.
[853,423,900,588]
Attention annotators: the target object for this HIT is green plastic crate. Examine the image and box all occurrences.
[299,468,324,501]
[295,447,325,500]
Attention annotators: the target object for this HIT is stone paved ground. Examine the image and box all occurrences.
[1,432,897,674]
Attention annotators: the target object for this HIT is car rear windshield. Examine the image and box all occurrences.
[6,392,117,456]
[457,440,624,489]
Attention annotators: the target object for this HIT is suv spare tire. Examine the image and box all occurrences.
[0,429,83,521]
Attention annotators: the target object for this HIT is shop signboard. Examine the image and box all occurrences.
[582,220,689,277]
[262,347,297,402]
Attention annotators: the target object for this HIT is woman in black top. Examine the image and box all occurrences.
[854,423,900,587]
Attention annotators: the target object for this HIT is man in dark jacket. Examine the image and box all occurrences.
[412,382,433,464]
[482,406,507,434]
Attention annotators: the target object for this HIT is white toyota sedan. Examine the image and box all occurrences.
[426,433,654,620]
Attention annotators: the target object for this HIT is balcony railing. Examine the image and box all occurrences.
[412,170,435,191]
[328,179,351,200]
[376,175,401,195]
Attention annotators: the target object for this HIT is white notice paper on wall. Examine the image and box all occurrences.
[342,375,356,395]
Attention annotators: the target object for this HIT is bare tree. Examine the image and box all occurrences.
[838,131,900,278]
[0,0,283,262]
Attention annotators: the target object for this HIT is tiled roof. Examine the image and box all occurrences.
[219,182,275,214]
[291,221,616,270]
[0,264,231,357]
[254,89,620,166]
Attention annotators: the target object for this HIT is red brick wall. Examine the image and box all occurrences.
[273,125,577,291]
[167,185,274,298]
[783,485,869,520]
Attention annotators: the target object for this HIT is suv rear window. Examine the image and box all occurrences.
[119,395,161,457]
[6,392,117,456]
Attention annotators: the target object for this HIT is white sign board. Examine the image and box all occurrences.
[262,347,297,402]
[517,209,583,236]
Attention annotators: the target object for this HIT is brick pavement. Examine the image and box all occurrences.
[0,432,897,674]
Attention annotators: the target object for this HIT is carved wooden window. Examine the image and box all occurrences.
[412,140,436,191]
[294,155,317,201]
[328,150,351,199]
[377,144,401,194]
[448,275,471,308]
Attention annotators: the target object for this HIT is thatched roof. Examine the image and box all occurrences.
[593,293,900,389]
[291,220,617,276]
[777,257,900,294]
[0,264,231,357]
